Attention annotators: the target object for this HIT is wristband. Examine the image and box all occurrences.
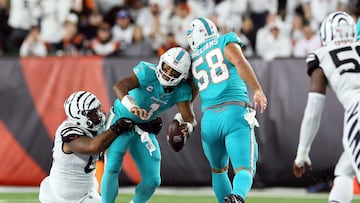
[174,112,184,122]
[121,95,138,112]
[185,122,194,134]
[174,112,195,134]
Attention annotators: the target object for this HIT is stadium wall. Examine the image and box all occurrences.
[0,56,343,187]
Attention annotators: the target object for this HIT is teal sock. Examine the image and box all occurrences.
[212,172,232,202]
[232,169,253,198]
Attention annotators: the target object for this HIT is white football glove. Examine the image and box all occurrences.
[294,148,312,167]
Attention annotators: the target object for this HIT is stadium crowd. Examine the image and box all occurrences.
[0,0,359,59]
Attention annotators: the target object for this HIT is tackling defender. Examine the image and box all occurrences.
[186,18,267,203]
[39,91,134,203]
[293,11,360,203]
[100,47,196,203]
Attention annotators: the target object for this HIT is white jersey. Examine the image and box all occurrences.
[39,120,100,203]
[306,43,360,109]
[307,43,360,182]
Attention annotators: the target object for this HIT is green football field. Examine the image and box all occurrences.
[1,193,360,203]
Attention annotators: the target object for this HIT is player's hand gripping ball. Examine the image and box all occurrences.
[166,120,186,152]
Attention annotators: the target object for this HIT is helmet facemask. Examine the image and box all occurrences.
[156,47,191,88]
[158,62,182,84]
[81,107,106,132]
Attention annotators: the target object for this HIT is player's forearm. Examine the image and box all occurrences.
[236,61,263,92]
[89,130,118,153]
[297,92,326,151]
[113,81,129,100]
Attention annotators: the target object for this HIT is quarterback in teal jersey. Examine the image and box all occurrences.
[101,47,196,203]
[186,18,267,203]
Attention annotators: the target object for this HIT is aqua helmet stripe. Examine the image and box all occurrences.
[174,49,186,65]
[198,17,212,36]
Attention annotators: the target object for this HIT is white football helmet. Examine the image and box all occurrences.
[64,91,105,131]
[156,47,191,87]
[320,11,356,47]
[186,17,219,51]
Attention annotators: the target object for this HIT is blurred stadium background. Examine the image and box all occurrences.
[1,0,360,202]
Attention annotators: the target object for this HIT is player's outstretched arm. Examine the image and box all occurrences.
[293,68,327,177]
[224,43,267,113]
[63,118,133,154]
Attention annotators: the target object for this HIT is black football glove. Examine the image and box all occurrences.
[110,118,134,135]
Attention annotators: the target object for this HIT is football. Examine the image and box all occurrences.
[166,119,186,152]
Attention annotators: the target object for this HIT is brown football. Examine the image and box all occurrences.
[166,120,186,152]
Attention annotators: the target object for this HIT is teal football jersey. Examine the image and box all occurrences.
[357,19,360,41]
[190,32,250,111]
[113,61,192,123]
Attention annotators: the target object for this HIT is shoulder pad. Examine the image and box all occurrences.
[306,53,320,76]
[60,125,86,143]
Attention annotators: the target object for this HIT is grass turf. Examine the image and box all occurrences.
[1,193,360,203]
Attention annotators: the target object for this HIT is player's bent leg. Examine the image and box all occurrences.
[101,131,132,203]
[211,166,232,203]
[232,169,253,199]
[328,176,353,203]
[101,150,126,203]
[132,177,161,203]
[329,152,355,203]
[226,126,258,200]
[39,177,57,203]
[130,133,161,203]
[79,189,102,203]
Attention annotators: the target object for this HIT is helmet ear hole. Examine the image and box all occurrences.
[186,17,219,51]
[86,120,93,128]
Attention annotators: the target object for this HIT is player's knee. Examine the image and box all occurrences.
[146,176,161,188]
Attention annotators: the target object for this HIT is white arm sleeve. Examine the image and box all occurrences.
[297,92,326,154]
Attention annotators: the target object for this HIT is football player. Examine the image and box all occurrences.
[101,47,197,203]
[357,18,360,41]
[293,11,360,203]
[186,18,267,203]
[39,91,134,203]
